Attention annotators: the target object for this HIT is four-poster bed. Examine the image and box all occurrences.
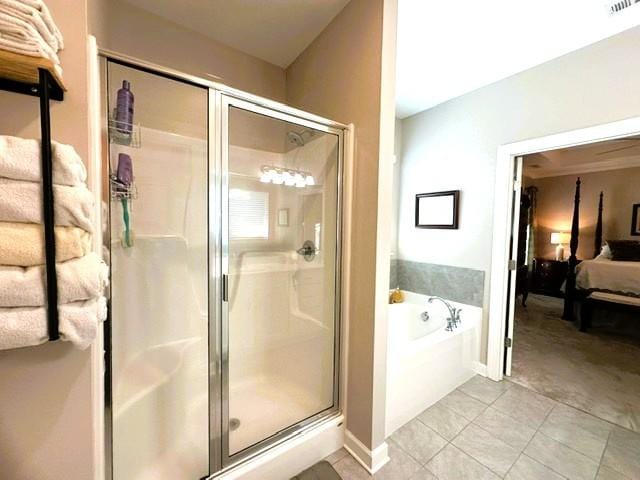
[562,178,640,331]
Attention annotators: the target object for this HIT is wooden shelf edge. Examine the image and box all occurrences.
[0,49,66,93]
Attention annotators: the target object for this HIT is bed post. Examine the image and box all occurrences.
[594,191,603,258]
[563,177,581,320]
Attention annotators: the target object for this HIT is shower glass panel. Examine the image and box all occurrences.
[107,62,209,479]
[223,102,341,459]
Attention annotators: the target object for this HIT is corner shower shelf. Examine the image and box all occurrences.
[110,174,138,200]
[108,115,142,148]
[0,50,65,342]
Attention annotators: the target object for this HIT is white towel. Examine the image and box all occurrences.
[0,136,86,186]
[0,11,59,63]
[0,296,107,351]
[0,253,108,307]
[0,0,60,51]
[10,0,62,48]
[0,222,91,266]
[0,30,62,78]
[0,179,94,232]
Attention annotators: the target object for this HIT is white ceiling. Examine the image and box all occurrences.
[124,0,351,68]
[524,136,640,179]
[396,0,640,118]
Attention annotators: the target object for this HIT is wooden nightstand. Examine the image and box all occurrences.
[530,258,569,297]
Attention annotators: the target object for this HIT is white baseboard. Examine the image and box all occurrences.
[344,430,389,474]
[472,361,488,377]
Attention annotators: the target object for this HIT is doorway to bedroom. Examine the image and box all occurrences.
[490,120,640,434]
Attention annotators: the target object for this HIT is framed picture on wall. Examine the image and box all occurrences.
[415,190,460,229]
[632,204,640,236]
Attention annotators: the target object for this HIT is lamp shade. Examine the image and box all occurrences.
[550,232,571,245]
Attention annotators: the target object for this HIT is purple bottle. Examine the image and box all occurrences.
[115,80,134,134]
[117,153,133,186]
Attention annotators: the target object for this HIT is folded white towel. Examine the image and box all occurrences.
[0,0,60,51]
[10,0,62,48]
[0,252,108,307]
[0,179,94,232]
[0,136,86,186]
[0,222,91,266]
[0,296,107,351]
[0,30,62,78]
[0,11,59,63]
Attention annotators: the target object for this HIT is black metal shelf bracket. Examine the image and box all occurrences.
[38,68,59,341]
[0,67,62,341]
[0,70,64,101]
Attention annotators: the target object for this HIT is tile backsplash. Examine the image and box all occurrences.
[390,259,484,307]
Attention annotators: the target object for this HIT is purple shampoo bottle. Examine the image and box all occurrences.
[116,153,133,185]
[115,80,134,134]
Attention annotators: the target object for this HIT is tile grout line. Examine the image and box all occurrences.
[594,429,636,480]
[516,401,574,480]
[415,384,495,478]
[502,452,524,480]
[417,379,498,478]
[451,419,503,477]
[448,383,515,478]
[594,429,612,479]
[391,419,449,471]
[512,375,626,436]
[535,422,607,467]
[507,380,625,469]
[504,402,558,478]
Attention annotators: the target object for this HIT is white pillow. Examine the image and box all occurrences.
[595,244,613,260]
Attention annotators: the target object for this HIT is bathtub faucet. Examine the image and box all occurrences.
[427,296,461,331]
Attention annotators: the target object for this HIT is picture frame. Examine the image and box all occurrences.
[632,203,640,236]
[415,190,460,229]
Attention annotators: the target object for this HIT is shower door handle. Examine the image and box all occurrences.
[222,274,228,302]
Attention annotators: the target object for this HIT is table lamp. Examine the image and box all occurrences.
[550,232,571,261]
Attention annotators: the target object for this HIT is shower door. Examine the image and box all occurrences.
[218,95,342,465]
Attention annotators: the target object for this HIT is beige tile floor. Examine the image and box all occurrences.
[511,294,640,432]
[325,376,640,479]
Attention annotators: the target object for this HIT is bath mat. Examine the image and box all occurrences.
[290,460,342,480]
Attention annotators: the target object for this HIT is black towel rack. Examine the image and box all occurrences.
[0,55,66,341]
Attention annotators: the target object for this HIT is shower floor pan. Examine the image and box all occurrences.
[228,374,329,456]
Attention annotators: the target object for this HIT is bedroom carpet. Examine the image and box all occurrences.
[512,294,640,432]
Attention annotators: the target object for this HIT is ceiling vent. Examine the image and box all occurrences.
[609,0,640,14]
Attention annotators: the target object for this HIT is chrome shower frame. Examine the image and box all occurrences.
[100,50,347,479]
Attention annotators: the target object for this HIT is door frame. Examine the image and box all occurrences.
[487,116,640,381]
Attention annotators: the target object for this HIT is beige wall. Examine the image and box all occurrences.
[286,0,384,449]
[528,167,640,260]
[390,119,403,258]
[0,1,96,479]
[94,0,286,102]
[396,26,640,363]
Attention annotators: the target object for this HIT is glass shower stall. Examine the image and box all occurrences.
[102,55,344,479]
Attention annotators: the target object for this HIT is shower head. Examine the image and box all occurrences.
[287,129,313,147]
[287,131,305,147]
